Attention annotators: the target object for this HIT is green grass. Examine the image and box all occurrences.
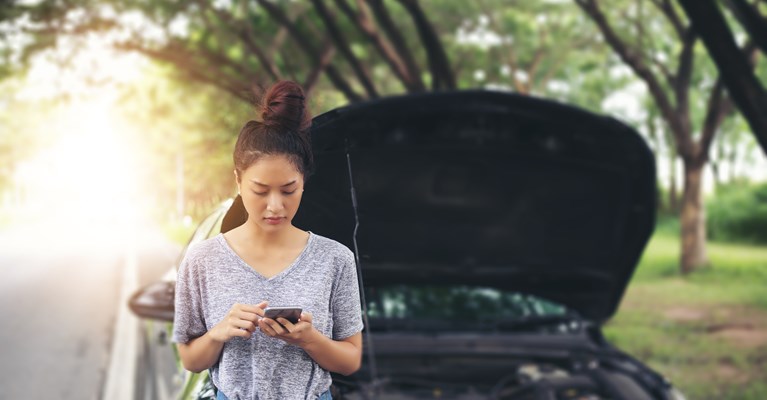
[605,222,767,399]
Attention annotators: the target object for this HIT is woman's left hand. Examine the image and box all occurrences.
[258,311,319,347]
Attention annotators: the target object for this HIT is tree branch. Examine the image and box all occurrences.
[525,28,549,89]
[304,38,336,96]
[198,2,282,82]
[334,0,424,92]
[118,42,253,102]
[366,0,424,91]
[395,0,456,90]
[575,0,692,155]
[678,0,767,157]
[311,0,378,98]
[651,56,677,87]
[723,0,767,55]
[699,77,729,160]
[674,29,696,114]
[649,0,687,39]
[255,0,364,103]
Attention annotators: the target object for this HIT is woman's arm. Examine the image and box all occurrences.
[178,302,266,373]
[301,331,362,376]
[259,312,363,376]
[177,331,226,373]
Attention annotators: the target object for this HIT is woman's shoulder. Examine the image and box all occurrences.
[308,231,355,262]
[179,234,228,269]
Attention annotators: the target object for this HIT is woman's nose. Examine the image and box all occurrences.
[266,193,283,212]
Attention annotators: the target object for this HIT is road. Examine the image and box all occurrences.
[0,216,180,400]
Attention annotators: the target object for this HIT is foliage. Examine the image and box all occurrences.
[0,0,611,103]
[0,79,70,191]
[117,65,252,222]
[706,181,767,245]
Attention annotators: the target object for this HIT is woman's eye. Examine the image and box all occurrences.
[252,190,296,196]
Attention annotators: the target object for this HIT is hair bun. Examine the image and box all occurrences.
[260,80,312,134]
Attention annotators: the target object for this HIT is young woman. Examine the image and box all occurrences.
[172,81,364,400]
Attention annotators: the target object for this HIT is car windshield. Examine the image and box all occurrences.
[364,284,581,333]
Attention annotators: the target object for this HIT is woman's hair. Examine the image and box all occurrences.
[233,80,314,182]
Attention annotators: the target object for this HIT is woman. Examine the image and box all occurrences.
[172,81,364,400]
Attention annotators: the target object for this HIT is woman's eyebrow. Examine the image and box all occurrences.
[250,179,297,187]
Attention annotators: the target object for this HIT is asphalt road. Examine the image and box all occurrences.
[0,217,180,400]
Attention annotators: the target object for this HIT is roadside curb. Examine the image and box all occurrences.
[101,244,139,400]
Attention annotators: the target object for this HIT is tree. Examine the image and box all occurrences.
[4,1,603,103]
[3,0,611,221]
[676,0,767,157]
[573,0,757,273]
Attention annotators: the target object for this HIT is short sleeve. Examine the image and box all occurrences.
[331,248,365,340]
[172,252,207,344]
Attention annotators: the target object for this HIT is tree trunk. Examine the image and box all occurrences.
[669,153,679,213]
[679,161,709,274]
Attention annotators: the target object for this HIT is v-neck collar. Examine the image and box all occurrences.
[217,231,314,282]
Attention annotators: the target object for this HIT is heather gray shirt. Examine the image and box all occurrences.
[172,231,364,400]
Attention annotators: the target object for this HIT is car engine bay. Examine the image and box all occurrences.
[331,350,670,400]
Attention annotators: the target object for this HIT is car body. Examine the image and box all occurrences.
[129,90,686,400]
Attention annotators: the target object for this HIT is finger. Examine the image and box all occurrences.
[230,326,252,338]
[262,318,287,335]
[235,310,260,322]
[259,319,277,336]
[299,311,312,323]
[237,303,267,315]
[277,318,294,333]
[254,301,269,317]
[233,319,257,333]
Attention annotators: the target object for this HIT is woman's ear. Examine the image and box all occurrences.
[234,170,241,195]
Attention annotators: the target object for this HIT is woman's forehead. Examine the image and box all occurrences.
[243,155,302,184]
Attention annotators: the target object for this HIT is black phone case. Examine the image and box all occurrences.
[264,308,301,324]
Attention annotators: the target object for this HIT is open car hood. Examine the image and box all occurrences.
[228,91,656,323]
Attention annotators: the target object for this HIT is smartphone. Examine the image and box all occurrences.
[263,306,302,324]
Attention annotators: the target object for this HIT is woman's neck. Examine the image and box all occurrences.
[239,220,302,251]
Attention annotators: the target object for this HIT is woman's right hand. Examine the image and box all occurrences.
[209,301,268,342]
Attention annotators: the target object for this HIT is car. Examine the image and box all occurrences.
[129,90,687,400]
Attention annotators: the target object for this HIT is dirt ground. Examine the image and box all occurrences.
[662,304,767,386]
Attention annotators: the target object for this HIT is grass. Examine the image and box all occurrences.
[604,218,767,399]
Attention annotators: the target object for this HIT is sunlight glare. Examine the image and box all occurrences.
[3,32,153,255]
[11,96,147,253]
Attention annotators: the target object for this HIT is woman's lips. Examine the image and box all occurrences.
[265,217,284,225]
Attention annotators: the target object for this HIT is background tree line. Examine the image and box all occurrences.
[0,0,765,274]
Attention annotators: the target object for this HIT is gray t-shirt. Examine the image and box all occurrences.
[172,231,364,400]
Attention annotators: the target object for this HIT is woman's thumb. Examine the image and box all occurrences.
[300,311,312,323]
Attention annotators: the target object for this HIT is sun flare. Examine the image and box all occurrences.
[1,31,157,251]
[13,97,148,236]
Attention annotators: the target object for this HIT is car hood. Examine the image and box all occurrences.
[263,91,655,323]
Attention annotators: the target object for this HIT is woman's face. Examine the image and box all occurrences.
[236,154,304,232]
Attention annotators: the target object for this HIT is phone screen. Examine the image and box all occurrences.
[264,307,302,324]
